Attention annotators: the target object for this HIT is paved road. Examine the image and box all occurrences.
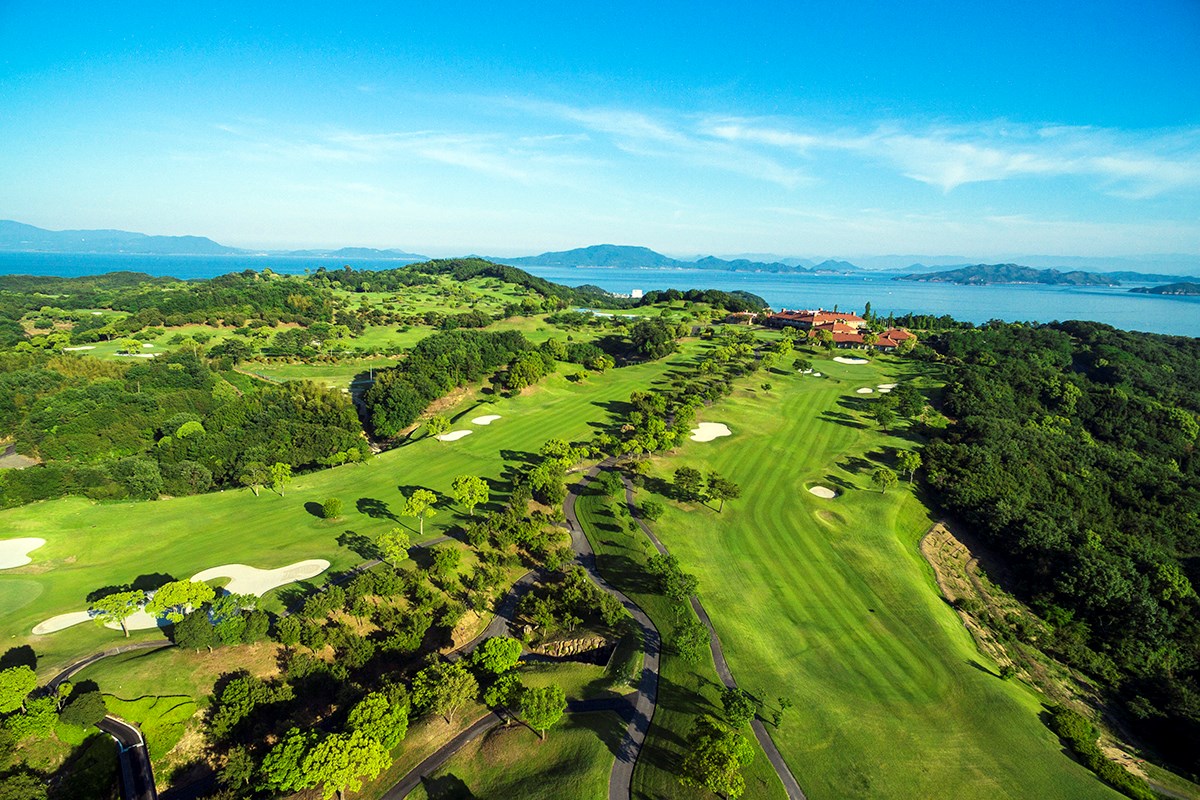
[98,714,159,800]
[388,461,662,799]
[566,462,662,800]
[621,474,807,800]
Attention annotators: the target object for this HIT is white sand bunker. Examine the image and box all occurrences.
[33,609,169,635]
[117,353,157,358]
[0,538,46,569]
[878,388,892,393]
[142,343,154,348]
[798,368,813,374]
[62,345,95,352]
[809,486,839,499]
[32,559,330,635]
[833,356,870,365]
[471,415,501,425]
[690,422,732,442]
[877,383,898,389]
[856,387,874,394]
[191,559,330,596]
[436,430,474,442]
[812,372,822,377]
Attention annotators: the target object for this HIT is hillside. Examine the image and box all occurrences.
[497,243,832,273]
[895,263,1118,286]
[0,220,239,256]
[1130,282,1200,296]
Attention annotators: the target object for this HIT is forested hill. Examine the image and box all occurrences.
[921,321,1200,771]
[1130,282,1200,296]
[494,243,824,273]
[896,263,1118,285]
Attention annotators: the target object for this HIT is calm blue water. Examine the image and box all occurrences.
[0,252,1196,338]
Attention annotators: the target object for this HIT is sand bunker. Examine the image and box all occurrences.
[856,387,874,394]
[470,415,501,425]
[809,486,839,499]
[878,388,892,393]
[877,383,898,389]
[690,422,732,442]
[436,430,474,442]
[32,609,167,635]
[812,372,822,377]
[142,343,154,348]
[62,345,95,352]
[833,356,869,365]
[0,538,45,569]
[798,368,813,374]
[117,353,157,358]
[191,559,330,596]
[32,559,331,635]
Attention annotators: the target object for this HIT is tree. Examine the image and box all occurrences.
[471,636,523,675]
[640,499,665,521]
[872,405,897,432]
[219,746,256,790]
[411,661,478,725]
[88,589,146,637]
[793,356,812,372]
[59,689,106,728]
[322,497,343,520]
[174,608,218,652]
[302,730,391,800]
[425,414,450,439]
[0,665,37,713]
[259,727,318,794]
[0,770,48,800]
[674,467,706,502]
[897,449,922,482]
[377,528,411,566]
[451,475,489,516]
[269,461,292,496]
[238,461,269,496]
[402,488,438,536]
[484,673,524,711]
[679,715,755,799]
[429,545,460,581]
[674,617,709,663]
[348,691,409,750]
[146,580,215,623]
[871,467,898,494]
[721,687,758,727]
[520,685,566,740]
[705,473,742,513]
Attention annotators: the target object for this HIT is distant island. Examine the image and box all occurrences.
[491,243,857,273]
[1130,282,1200,296]
[894,263,1118,286]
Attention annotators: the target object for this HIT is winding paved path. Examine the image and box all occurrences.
[387,461,662,799]
[621,473,807,800]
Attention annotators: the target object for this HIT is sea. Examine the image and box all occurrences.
[1,252,1197,338]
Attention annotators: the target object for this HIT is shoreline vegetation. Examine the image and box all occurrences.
[0,260,1196,799]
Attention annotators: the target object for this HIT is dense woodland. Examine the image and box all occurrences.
[922,321,1200,772]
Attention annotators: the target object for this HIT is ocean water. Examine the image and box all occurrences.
[0,252,1196,338]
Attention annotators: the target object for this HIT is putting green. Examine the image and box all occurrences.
[640,354,1120,799]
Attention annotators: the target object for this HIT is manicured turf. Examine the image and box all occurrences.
[637,353,1122,799]
[104,694,198,762]
[408,711,624,800]
[0,344,701,677]
[575,488,788,800]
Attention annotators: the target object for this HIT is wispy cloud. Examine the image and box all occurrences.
[702,116,1200,195]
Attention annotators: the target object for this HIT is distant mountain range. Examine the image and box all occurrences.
[1,220,1196,281]
[896,263,1120,286]
[489,244,860,274]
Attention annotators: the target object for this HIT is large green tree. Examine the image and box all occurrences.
[470,636,523,675]
[679,715,755,798]
[402,488,438,536]
[411,661,478,725]
[302,730,391,800]
[347,691,409,751]
[519,684,566,740]
[0,665,37,713]
[146,580,216,623]
[88,589,146,637]
[451,474,489,516]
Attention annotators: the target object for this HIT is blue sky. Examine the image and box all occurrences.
[1,1,1198,256]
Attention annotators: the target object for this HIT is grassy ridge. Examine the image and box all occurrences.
[639,354,1120,799]
[408,712,623,800]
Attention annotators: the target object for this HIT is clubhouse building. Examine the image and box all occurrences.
[764,308,916,351]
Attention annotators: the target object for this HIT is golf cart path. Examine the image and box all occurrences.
[621,473,807,800]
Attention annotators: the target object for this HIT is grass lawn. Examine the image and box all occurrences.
[634,352,1122,799]
[518,660,620,702]
[1,342,705,677]
[575,487,788,800]
[104,694,198,762]
[408,711,624,800]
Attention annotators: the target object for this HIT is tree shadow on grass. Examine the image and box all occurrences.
[337,530,381,561]
[303,501,325,519]
[421,773,477,800]
[356,497,396,521]
[0,645,36,670]
[820,410,868,429]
